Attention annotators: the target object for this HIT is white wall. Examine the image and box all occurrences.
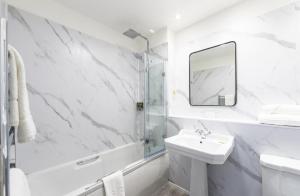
[7,0,140,52]
[135,27,169,53]
[167,2,300,194]
[168,0,299,122]
[9,6,143,173]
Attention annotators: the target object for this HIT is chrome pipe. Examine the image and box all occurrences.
[0,17,7,196]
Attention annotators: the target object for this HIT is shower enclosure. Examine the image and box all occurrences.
[122,28,167,158]
[144,53,167,157]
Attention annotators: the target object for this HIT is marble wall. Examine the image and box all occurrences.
[167,2,300,196]
[167,117,300,196]
[8,6,142,173]
[170,1,300,121]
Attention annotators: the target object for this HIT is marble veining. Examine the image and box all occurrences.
[175,89,189,102]
[252,32,296,49]
[26,84,73,128]
[167,115,300,196]
[150,43,168,61]
[151,182,189,196]
[170,2,300,121]
[8,6,142,173]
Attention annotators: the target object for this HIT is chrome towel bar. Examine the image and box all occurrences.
[70,150,166,196]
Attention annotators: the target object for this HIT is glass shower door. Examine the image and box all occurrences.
[144,54,167,157]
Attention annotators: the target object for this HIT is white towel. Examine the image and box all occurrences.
[8,45,37,143]
[8,47,19,126]
[258,104,300,126]
[10,168,31,196]
[103,171,125,196]
[260,104,300,115]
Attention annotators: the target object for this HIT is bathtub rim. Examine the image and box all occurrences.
[66,150,167,196]
[27,142,143,177]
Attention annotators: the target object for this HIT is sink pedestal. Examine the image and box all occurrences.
[165,130,235,196]
[190,159,208,196]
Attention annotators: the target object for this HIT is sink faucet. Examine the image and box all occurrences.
[202,130,211,139]
[195,128,211,139]
[195,129,204,135]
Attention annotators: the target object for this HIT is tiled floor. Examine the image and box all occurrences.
[151,182,189,196]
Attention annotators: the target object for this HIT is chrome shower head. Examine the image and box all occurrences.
[123,29,140,39]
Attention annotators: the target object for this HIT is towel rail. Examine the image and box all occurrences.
[8,127,16,168]
[1,16,9,196]
[68,150,166,196]
[76,155,100,166]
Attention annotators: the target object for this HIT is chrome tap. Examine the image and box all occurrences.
[202,129,211,139]
[195,128,211,139]
[195,129,204,135]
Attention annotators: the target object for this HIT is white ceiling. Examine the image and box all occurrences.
[52,0,245,37]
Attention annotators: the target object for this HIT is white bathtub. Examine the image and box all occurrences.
[27,143,169,196]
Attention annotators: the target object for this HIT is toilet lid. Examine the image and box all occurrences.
[260,154,300,176]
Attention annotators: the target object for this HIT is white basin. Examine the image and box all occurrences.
[165,129,234,196]
[165,129,234,164]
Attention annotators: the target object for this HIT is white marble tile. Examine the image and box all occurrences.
[167,116,300,196]
[168,151,191,191]
[167,4,300,195]
[8,6,142,173]
[150,43,168,61]
[170,2,300,121]
[151,182,189,196]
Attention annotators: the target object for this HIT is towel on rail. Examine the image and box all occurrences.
[8,45,19,127]
[103,170,125,196]
[8,45,37,143]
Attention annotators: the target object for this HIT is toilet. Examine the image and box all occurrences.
[260,154,300,196]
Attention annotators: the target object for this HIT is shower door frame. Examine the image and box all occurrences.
[144,52,167,158]
[0,0,8,195]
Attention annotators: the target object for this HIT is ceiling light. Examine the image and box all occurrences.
[176,14,182,20]
[149,29,155,34]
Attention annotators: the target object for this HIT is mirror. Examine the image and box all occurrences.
[189,41,237,106]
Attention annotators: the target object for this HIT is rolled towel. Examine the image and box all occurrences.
[8,45,37,143]
[261,104,300,115]
[103,170,125,196]
[10,168,31,196]
[258,104,300,126]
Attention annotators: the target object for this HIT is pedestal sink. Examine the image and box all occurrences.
[165,129,234,196]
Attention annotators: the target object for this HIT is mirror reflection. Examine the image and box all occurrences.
[189,41,237,106]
